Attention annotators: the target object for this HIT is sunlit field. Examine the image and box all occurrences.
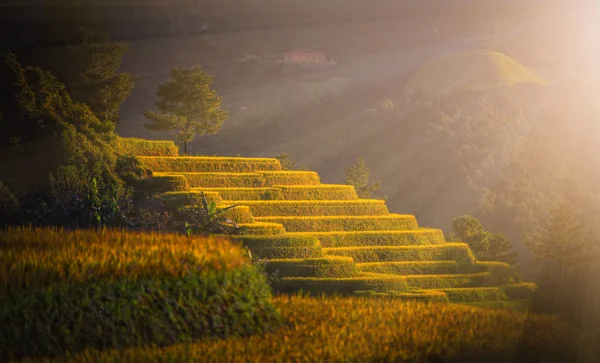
[1,0,599,362]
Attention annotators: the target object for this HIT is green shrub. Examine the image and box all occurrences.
[277,184,357,200]
[501,283,538,300]
[261,171,320,186]
[323,244,476,263]
[290,229,446,247]
[136,175,189,193]
[478,261,521,285]
[266,257,358,278]
[274,273,408,295]
[51,295,576,363]
[235,200,389,217]
[254,214,418,232]
[0,228,281,360]
[115,137,179,157]
[405,273,490,289]
[162,191,223,209]
[137,156,281,173]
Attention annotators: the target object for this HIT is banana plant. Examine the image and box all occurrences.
[179,192,240,236]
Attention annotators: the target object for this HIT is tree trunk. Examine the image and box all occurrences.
[184,140,188,155]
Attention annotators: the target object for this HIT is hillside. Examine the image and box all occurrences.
[404,49,544,95]
[129,138,536,307]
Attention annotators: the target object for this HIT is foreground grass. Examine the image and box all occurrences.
[1,228,281,361]
[37,295,576,363]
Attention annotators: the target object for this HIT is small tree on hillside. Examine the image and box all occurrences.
[144,66,228,155]
[276,152,308,171]
[526,203,596,292]
[345,157,382,199]
[448,215,518,265]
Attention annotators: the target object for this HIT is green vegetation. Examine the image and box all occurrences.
[14,0,135,124]
[0,227,281,361]
[144,66,228,155]
[115,137,179,157]
[275,152,308,171]
[448,215,518,265]
[175,192,241,236]
[345,156,382,199]
[135,174,189,193]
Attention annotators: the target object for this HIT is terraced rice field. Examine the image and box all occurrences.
[133,139,535,307]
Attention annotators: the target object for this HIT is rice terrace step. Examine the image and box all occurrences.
[126,138,536,307]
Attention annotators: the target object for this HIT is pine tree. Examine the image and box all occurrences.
[144,66,228,155]
[526,203,594,291]
[345,157,382,199]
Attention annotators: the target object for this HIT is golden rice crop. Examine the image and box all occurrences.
[247,246,324,259]
[255,214,418,232]
[235,222,286,236]
[232,235,321,249]
[115,137,179,157]
[0,227,247,295]
[192,187,282,200]
[354,289,450,303]
[157,172,266,188]
[276,184,358,200]
[357,260,474,275]
[261,171,320,186]
[274,272,409,294]
[265,256,358,278]
[404,272,491,289]
[137,156,282,173]
[289,229,446,247]
[229,200,389,217]
[436,284,538,303]
[323,243,476,263]
[463,299,531,311]
[40,295,575,363]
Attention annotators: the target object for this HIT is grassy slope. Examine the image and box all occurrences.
[44,295,576,363]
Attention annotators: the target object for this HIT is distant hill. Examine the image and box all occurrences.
[404,49,544,95]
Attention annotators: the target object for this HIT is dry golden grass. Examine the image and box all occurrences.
[36,295,575,363]
[0,227,247,295]
[288,229,446,247]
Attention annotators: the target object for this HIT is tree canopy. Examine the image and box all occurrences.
[144,66,228,155]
